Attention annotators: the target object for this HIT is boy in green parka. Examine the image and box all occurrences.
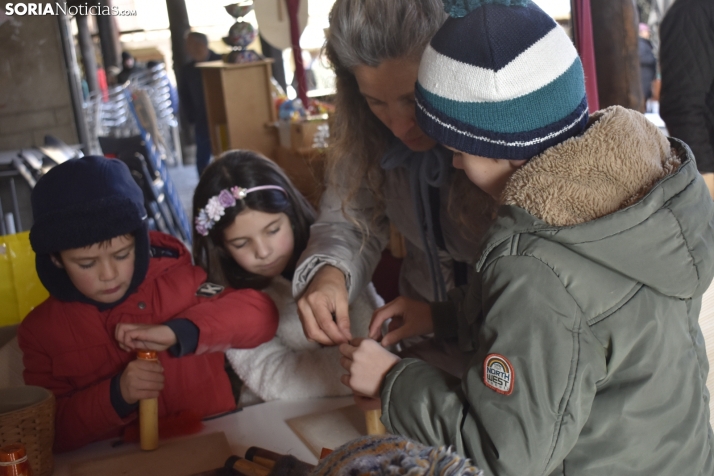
[338,0,714,474]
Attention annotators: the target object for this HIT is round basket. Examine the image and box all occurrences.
[0,386,55,476]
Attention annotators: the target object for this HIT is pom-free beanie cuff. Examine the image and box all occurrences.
[29,155,147,254]
[416,89,589,160]
[30,196,145,254]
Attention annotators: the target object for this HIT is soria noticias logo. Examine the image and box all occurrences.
[5,2,137,16]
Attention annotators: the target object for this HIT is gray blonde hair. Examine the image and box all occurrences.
[327,0,446,69]
[324,0,448,233]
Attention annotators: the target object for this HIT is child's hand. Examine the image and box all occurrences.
[115,323,177,352]
[339,338,400,398]
[119,358,164,404]
[369,297,434,347]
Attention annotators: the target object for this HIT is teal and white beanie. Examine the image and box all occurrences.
[415,0,589,160]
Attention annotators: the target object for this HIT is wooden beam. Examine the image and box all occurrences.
[96,0,121,76]
[165,0,190,94]
[591,0,643,111]
[76,15,99,94]
[165,0,191,146]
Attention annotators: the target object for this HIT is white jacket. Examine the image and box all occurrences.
[226,276,383,401]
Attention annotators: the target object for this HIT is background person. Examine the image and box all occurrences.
[659,0,714,197]
[180,32,222,177]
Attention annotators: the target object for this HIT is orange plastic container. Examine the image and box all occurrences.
[0,443,31,476]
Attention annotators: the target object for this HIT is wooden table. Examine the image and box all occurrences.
[52,396,354,475]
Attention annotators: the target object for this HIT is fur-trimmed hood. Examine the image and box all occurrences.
[478,106,714,300]
[502,106,681,226]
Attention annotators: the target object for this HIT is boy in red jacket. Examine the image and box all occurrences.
[18,156,279,452]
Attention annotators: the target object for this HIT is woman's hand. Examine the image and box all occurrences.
[119,358,164,404]
[369,297,434,347]
[115,323,177,352]
[297,265,351,345]
[339,338,400,398]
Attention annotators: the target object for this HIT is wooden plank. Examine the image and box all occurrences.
[285,404,367,458]
[68,432,232,476]
[591,0,643,111]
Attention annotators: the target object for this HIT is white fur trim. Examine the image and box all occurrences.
[226,277,383,402]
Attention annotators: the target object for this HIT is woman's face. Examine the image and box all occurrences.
[353,58,437,152]
[222,209,295,278]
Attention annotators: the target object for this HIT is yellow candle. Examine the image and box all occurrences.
[137,350,159,451]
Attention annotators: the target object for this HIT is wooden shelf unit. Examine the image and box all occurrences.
[197,59,278,158]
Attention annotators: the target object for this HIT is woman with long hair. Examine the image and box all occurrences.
[294,0,493,363]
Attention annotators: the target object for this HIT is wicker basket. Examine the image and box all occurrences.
[0,386,55,476]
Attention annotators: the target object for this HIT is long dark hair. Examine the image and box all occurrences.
[192,150,316,290]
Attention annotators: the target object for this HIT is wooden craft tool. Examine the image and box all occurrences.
[226,457,270,476]
[365,409,386,435]
[244,447,283,469]
[69,432,232,476]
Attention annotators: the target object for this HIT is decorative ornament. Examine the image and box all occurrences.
[222,2,264,64]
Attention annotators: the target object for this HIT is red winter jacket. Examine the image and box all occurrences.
[18,232,279,452]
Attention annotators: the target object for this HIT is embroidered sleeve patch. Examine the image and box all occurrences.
[196,282,225,297]
[484,354,514,395]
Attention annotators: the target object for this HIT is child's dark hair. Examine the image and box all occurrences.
[192,150,316,290]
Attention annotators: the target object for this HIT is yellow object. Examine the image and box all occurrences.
[365,409,386,435]
[139,398,159,451]
[137,350,159,451]
[0,231,49,326]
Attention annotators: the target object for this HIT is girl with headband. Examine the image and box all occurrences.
[192,150,382,402]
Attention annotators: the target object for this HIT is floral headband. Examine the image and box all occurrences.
[195,185,287,236]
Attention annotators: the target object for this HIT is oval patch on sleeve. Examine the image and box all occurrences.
[484,354,515,395]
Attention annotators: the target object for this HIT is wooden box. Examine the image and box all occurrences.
[273,146,326,208]
[290,119,327,150]
[198,60,278,158]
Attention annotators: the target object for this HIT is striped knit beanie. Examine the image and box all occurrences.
[415,0,589,160]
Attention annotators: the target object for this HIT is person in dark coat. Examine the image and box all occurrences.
[660,0,714,196]
[638,23,657,104]
[117,51,143,84]
[179,32,222,177]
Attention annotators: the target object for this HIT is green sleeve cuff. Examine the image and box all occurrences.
[430,301,459,341]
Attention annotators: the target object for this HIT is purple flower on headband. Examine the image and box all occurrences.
[205,197,225,222]
[195,223,208,236]
[195,209,212,236]
[218,189,236,208]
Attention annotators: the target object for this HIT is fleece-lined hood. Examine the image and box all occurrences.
[479,106,714,300]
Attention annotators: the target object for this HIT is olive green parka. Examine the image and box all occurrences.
[381,106,714,475]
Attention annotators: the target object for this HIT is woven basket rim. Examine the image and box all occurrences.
[0,386,54,418]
